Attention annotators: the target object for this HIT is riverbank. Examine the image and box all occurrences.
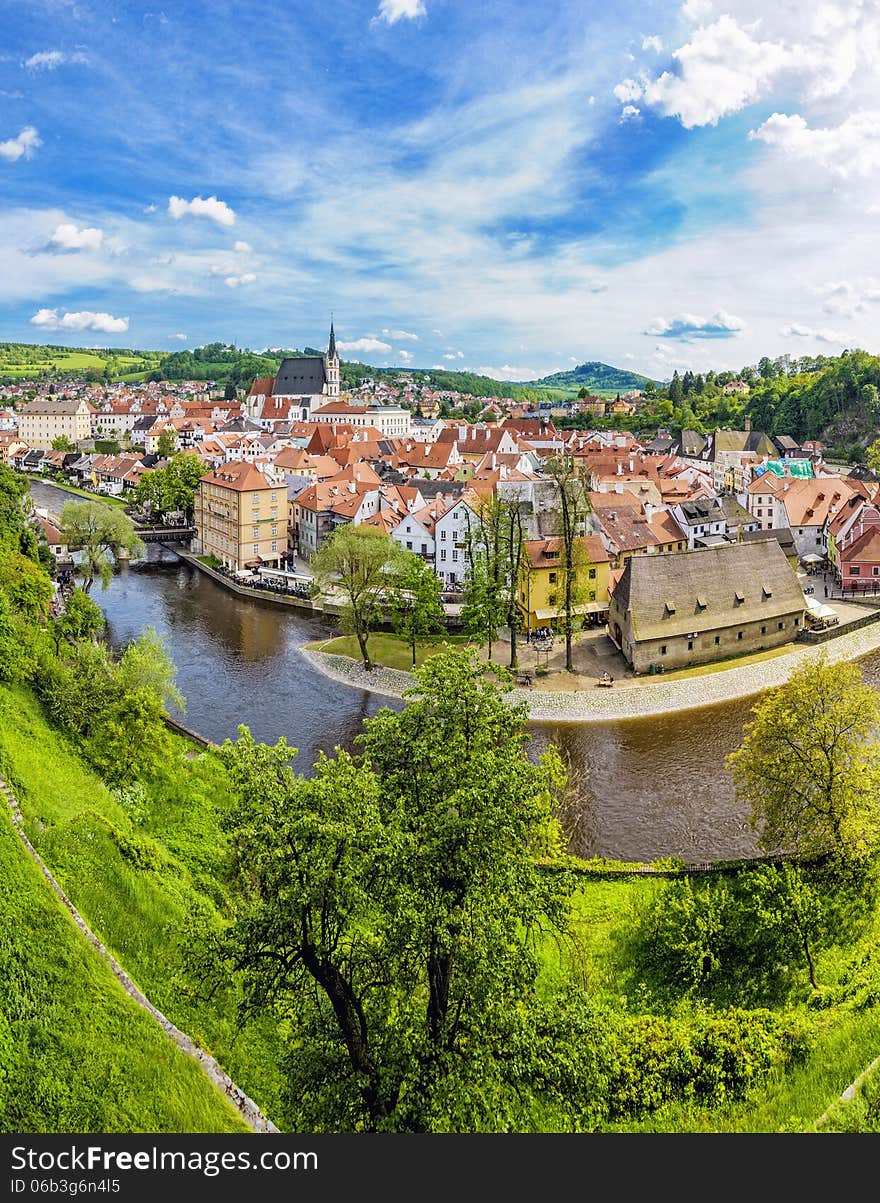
[301,617,880,722]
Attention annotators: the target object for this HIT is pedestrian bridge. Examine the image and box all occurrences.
[134,526,196,542]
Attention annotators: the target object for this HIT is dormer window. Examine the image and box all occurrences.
[664,601,676,616]
[762,585,772,599]
[734,591,745,605]
[696,596,707,611]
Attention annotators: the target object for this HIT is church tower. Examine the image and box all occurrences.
[325,318,340,398]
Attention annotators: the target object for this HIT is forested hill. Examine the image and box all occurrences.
[527,361,655,392]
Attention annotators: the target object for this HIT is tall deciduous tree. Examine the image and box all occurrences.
[210,649,574,1131]
[388,550,445,669]
[156,428,178,459]
[134,453,205,521]
[52,588,105,653]
[726,655,880,861]
[542,454,592,671]
[59,500,145,592]
[312,525,404,670]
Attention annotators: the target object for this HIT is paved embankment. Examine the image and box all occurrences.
[301,616,880,723]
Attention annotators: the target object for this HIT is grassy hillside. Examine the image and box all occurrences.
[3,681,880,1132]
[0,803,248,1133]
[0,342,163,384]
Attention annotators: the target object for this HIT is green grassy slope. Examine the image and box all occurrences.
[0,803,249,1133]
[0,684,285,1127]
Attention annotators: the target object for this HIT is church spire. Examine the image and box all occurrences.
[328,316,337,361]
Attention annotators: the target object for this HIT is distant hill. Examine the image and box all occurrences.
[527,361,655,393]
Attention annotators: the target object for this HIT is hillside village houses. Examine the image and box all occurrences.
[7,338,873,670]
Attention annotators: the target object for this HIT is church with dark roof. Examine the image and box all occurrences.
[246,322,340,426]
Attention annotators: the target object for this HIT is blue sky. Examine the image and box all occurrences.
[2,0,879,381]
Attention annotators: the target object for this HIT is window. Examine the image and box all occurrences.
[440,549,446,561]
[452,549,458,561]
[852,566,861,576]
[588,591,596,601]
[549,572,557,584]
[795,617,800,626]
[778,621,784,630]
[253,544,259,554]
[661,645,667,655]
[738,631,743,640]
[714,635,720,645]
[761,625,766,635]
[421,543,427,554]
[271,492,277,501]
[588,568,596,579]
[548,593,557,606]
[441,530,446,541]
[252,527,259,539]
[687,640,694,651]
[271,541,277,551]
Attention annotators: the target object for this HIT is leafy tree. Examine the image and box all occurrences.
[866,438,880,476]
[51,588,105,653]
[208,649,576,1131]
[727,655,880,861]
[541,454,592,671]
[461,550,506,660]
[312,525,405,670]
[156,428,178,459]
[59,500,145,592]
[0,548,53,620]
[388,551,445,669]
[134,453,205,521]
[0,463,30,549]
[51,435,75,452]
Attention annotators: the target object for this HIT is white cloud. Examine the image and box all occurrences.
[30,308,129,333]
[431,329,444,336]
[476,365,534,381]
[681,0,713,21]
[397,349,413,363]
[144,204,157,214]
[431,364,444,369]
[780,323,845,342]
[645,309,744,339]
[381,327,418,340]
[375,0,425,25]
[643,17,796,129]
[815,278,880,317]
[642,35,663,53]
[442,353,457,360]
[337,337,392,354]
[619,105,641,123]
[0,126,41,162]
[233,240,252,253]
[49,222,104,252]
[23,49,87,70]
[749,111,880,179]
[224,272,257,287]
[169,332,187,340]
[613,78,643,103]
[168,194,236,226]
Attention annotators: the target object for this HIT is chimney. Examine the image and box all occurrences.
[614,482,623,494]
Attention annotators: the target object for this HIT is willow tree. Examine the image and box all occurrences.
[726,655,880,861]
[59,500,145,592]
[542,454,592,671]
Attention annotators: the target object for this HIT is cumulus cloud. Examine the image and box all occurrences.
[0,126,41,161]
[30,307,129,333]
[749,111,880,179]
[233,240,252,253]
[375,0,425,24]
[642,35,663,53]
[780,323,845,342]
[619,104,641,123]
[381,328,418,340]
[23,49,87,70]
[645,309,744,339]
[681,0,713,20]
[337,337,392,354]
[613,78,644,103]
[224,272,256,287]
[815,278,880,317]
[397,349,414,363]
[169,332,187,340]
[168,194,236,226]
[634,16,795,128]
[49,222,104,252]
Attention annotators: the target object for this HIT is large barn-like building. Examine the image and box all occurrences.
[607,539,805,673]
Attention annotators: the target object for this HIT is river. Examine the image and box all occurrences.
[31,480,880,863]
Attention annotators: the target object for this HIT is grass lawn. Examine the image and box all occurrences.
[0,804,248,1133]
[307,631,473,671]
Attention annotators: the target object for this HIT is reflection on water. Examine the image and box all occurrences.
[75,527,880,861]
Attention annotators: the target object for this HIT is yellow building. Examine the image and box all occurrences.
[194,460,287,571]
[16,397,93,449]
[518,535,611,631]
